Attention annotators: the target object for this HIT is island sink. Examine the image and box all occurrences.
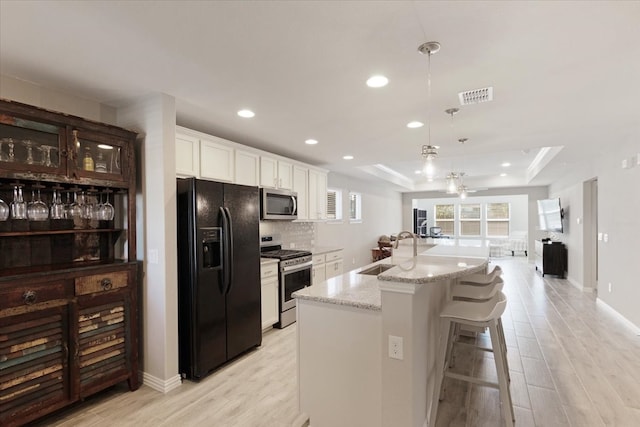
[358,264,395,275]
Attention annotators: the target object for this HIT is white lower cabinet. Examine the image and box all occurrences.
[312,254,326,285]
[326,259,343,277]
[312,250,343,285]
[260,261,279,330]
[325,250,343,278]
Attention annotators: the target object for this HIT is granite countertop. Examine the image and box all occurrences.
[293,267,384,311]
[260,258,279,266]
[293,240,489,310]
[377,255,487,284]
[299,246,342,255]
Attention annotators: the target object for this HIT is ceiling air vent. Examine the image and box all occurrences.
[458,87,493,105]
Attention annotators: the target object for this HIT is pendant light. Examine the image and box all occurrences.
[418,41,441,177]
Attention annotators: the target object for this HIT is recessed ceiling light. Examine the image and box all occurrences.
[366,75,388,88]
[407,121,424,128]
[237,109,255,118]
[500,173,507,177]
[415,170,422,174]
[305,139,318,145]
[343,155,354,160]
[501,162,511,167]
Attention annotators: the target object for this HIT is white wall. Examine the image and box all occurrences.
[549,138,640,329]
[117,94,181,391]
[317,172,402,269]
[1,75,116,124]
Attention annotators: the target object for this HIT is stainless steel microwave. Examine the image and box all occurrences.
[260,188,298,220]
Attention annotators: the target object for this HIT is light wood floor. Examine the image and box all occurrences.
[32,257,640,426]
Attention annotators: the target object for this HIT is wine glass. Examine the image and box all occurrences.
[23,140,35,165]
[67,189,83,220]
[50,187,65,220]
[0,197,9,221]
[7,141,15,162]
[83,191,96,220]
[39,145,57,167]
[100,191,115,221]
[10,185,27,219]
[27,187,48,221]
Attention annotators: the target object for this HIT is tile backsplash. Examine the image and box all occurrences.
[259,221,316,249]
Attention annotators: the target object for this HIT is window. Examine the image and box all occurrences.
[434,204,454,235]
[349,192,362,222]
[326,188,342,220]
[459,204,481,236]
[486,202,510,237]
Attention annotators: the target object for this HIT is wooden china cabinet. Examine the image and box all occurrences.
[0,99,140,427]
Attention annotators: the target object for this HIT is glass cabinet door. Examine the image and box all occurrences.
[0,115,67,175]
[69,128,129,183]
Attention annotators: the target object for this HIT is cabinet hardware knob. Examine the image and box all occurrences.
[23,290,37,305]
[101,278,113,290]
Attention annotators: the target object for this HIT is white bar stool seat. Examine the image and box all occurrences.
[431,290,514,427]
[451,276,503,301]
[458,265,502,286]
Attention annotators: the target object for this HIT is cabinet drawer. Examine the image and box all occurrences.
[261,263,279,279]
[75,271,129,296]
[312,254,325,265]
[2,282,68,308]
[325,250,343,262]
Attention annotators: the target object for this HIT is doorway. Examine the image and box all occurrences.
[583,178,598,292]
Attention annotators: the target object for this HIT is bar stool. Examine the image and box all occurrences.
[457,265,502,286]
[431,290,514,427]
[449,277,509,380]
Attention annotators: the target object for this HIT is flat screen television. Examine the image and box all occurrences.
[537,198,563,233]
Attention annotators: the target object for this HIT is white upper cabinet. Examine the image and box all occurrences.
[176,127,327,208]
[235,149,260,186]
[278,160,293,190]
[200,136,235,182]
[293,165,308,220]
[175,133,200,178]
[308,168,327,220]
[260,156,293,190]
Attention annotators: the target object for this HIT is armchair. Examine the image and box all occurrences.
[507,231,528,256]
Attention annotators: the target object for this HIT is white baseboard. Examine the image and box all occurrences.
[596,298,640,335]
[565,275,596,293]
[142,371,182,393]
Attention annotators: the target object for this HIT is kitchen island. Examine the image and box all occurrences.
[293,241,489,427]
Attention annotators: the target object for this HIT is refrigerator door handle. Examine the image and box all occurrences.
[220,206,231,295]
[224,207,234,294]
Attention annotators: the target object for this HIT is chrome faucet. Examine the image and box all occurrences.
[394,231,418,257]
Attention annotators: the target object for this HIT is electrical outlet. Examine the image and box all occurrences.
[352,257,356,264]
[388,335,404,360]
[608,282,612,293]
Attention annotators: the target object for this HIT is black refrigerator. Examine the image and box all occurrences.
[177,178,262,380]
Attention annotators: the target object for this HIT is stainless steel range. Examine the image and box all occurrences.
[260,238,312,328]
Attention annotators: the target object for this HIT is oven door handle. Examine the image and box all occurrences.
[281,260,313,273]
